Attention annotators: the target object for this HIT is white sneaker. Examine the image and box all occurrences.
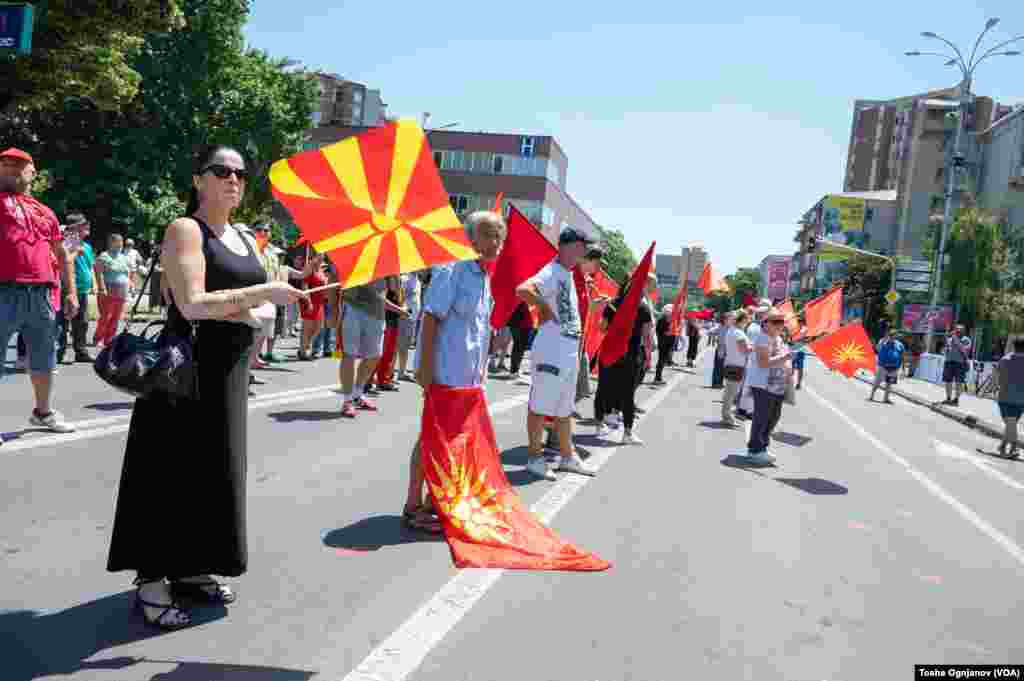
[557,452,596,476]
[29,410,75,433]
[747,450,776,465]
[596,423,612,437]
[622,431,644,445]
[526,456,557,481]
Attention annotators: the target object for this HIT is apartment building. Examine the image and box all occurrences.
[311,73,387,128]
[757,255,792,302]
[978,105,1024,225]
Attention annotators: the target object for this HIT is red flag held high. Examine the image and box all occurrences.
[669,282,689,336]
[697,262,727,294]
[803,287,843,339]
[600,243,655,368]
[421,385,611,571]
[777,299,801,338]
[487,204,557,329]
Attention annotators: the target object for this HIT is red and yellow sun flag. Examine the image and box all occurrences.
[269,119,478,289]
[808,323,877,377]
[803,286,843,339]
[421,385,611,571]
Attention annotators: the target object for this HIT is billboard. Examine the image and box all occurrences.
[902,304,955,333]
[822,195,868,250]
[766,259,790,301]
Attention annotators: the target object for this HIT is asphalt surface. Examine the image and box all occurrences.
[2,340,1023,681]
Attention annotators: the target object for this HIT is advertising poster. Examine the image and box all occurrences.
[902,304,955,333]
[766,259,790,301]
[822,195,867,249]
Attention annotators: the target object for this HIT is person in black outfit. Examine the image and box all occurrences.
[106,146,307,629]
[685,317,701,367]
[653,305,676,384]
[508,301,534,380]
[594,279,653,445]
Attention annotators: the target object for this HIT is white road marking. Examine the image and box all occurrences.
[805,386,1024,568]
[1,384,530,454]
[933,440,1024,493]
[334,351,707,681]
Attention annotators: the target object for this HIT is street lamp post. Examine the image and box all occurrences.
[906,18,1023,352]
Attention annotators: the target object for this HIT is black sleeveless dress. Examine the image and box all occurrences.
[107,218,267,579]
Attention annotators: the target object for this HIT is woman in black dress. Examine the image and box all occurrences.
[107,145,307,629]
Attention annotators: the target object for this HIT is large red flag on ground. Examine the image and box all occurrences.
[698,262,728,294]
[270,119,478,289]
[809,323,876,377]
[583,269,619,359]
[803,286,843,338]
[485,204,557,329]
[600,243,655,368]
[777,299,801,338]
[420,385,611,571]
[669,282,689,336]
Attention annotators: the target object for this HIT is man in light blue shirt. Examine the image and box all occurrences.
[400,210,507,533]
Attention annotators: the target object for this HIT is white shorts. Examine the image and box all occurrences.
[528,356,579,418]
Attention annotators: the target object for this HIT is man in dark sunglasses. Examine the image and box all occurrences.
[203,164,250,181]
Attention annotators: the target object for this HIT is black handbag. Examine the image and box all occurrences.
[93,254,199,401]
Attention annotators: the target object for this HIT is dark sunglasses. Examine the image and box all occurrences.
[767,319,786,325]
[202,164,249,181]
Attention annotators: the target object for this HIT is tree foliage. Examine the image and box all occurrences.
[0,1,185,114]
[720,267,761,308]
[841,255,894,338]
[945,207,1001,329]
[596,226,637,285]
[1,0,317,250]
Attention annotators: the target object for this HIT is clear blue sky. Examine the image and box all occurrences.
[244,1,1023,276]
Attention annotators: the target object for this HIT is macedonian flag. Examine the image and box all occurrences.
[808,322,877,377]
[421,385,610,571]
[269,119,478,289]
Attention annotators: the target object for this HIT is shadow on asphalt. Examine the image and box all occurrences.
[252,366,299,373]
[771,431,814,447]
[83,401,136,412]
[719,457,849,495]
[76,658,315,680]
[322,515,443,551]
[698,421,740,430]
[0,592,231,681]
[266,410,341,423]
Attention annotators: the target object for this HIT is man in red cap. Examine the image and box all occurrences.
[0,148,79,443]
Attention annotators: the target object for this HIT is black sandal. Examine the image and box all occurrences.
[402,508,443,534]
[171,577,236,604]
[134,578,191,629]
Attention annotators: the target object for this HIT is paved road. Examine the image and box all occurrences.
[2,343,1022,681]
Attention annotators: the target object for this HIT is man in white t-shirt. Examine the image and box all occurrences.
[720,310,751,426]
[516,227,596,480]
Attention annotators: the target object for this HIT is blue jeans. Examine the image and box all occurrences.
[312,325,336,356]
[0,284,57,374]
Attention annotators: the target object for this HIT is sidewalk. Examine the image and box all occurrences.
[854,370,1004,440]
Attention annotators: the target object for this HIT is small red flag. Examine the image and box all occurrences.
[697,262,728,294]
[803,287,843,338]
[600,243,655,368]
[486,204,557,329]
[669,282,689,336]
[809,323,876,377]
[583,269,619,360]
[421,385,611,571]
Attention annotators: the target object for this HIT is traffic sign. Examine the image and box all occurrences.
[895,259,933,273]
[885,290,900,305]
[0,3,33,56]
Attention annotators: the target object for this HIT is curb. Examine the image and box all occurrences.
[854,374,1004,440]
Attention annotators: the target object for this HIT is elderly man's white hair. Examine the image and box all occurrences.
[464,210,507,242]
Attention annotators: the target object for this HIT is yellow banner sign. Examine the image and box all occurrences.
[823,195,866,233]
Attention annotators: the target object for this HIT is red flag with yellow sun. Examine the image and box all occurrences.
[808,323,877,378]
[421,385,610,571]
[269,119,478,289]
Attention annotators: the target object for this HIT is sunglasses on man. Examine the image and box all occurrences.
[202,164,249,181]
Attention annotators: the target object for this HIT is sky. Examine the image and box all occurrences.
[243,0,1024,276]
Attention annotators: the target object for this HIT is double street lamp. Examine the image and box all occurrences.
[905,18,1022,351]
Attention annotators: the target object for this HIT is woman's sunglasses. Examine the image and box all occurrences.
[202,164,249,181]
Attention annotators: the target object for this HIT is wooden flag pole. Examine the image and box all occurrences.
[304,281,344,295]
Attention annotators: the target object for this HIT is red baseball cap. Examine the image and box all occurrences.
[0,148,34,164]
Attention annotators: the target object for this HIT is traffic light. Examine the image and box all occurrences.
[0,3,35,56]
[807,234,818,253]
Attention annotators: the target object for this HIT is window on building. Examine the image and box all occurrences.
[450,194,470,214]
[492,155,504,174]
[521,136,535,157]
[542,205,555,226]
[352,90,363,103]
[935,167,944,183]
[449,150,465,172]
[434,150,446,169]
[310,111,322,126]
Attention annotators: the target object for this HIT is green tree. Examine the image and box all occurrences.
[842,255,895,338]
[596,226,637,285]
[723,267,761,308]
[0,1,184,114]
[945,207,1001,329]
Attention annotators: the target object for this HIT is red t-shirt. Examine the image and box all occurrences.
[0,193,61,284]
[300,271,328,320]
